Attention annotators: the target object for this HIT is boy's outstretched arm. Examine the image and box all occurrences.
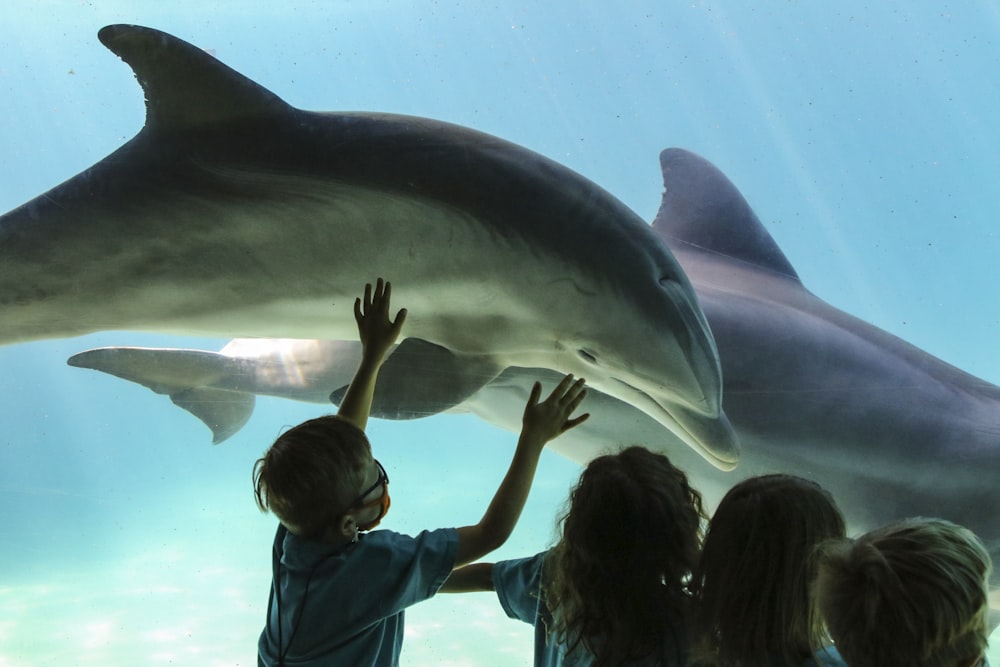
[337,278,407,431]
[453,374,589,567]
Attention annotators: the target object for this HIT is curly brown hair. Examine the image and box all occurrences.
[543,446,707,667]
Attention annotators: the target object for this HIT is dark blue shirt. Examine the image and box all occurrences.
[258,525,458,666]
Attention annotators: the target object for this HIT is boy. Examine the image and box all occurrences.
[253,278,589,666]
[815,517,993,667]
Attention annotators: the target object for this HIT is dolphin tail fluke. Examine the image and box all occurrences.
[168,387,255,445]
[67,347,255,444]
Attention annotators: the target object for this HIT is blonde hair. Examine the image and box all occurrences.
[544,446,707,667]
[252,415,371,538]
[690,474,846,667]
[815,517,992,667]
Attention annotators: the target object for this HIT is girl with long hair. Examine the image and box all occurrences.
[443,446,707,666]
[689,474,846,667]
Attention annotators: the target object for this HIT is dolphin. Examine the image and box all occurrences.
[67,337,502,444]
[653,147,1000,597]
[0,24,737,469]
[68,148,1000,595]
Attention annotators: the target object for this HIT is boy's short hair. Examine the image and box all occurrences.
[815,517,993,667]
[253,415,372,539]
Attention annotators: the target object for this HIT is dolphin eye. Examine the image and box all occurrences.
[578,349,598,364]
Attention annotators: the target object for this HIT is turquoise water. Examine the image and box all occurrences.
[1,2,998,665]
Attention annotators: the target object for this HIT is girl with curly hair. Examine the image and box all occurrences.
[443,446,707,666]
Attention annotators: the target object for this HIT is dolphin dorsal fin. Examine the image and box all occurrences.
[98,24,292,132]
[653,148,800,282]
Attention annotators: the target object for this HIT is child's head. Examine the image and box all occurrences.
[253,415,379,540]
[691,474,846,667]
[545,446,706,666]
[815,517,992,667]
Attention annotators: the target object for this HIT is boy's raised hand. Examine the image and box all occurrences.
[521,374,589,446]
[354,278,407,363]
[337,278,407,430]
[453,372,589,566]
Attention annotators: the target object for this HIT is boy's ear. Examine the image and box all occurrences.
[338,513,358,541]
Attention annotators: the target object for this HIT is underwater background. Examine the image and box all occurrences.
[1,2,998,665]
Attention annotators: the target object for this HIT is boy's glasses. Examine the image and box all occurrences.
[351,459,391,531]
[351,459,389,506]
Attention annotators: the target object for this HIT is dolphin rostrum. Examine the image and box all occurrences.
[0,25,737,469]
[68,148,1000,597]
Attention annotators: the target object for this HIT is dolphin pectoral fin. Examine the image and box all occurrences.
[67,346,255,444]
[329,338,503,419]
[169,387,255,445]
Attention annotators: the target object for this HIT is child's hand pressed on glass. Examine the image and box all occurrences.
[521,374,589,445]
[354,277,407,362]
